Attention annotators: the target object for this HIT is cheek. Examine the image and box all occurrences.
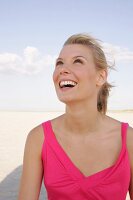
[82,68,97,81]
[84,71,98,88]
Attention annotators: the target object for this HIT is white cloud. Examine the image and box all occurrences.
[102,43,133,62]
[0,46,57,75]
[24,47,40,64]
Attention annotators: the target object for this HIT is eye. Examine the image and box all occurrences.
[74,59,83,64]
[56,60,63,67]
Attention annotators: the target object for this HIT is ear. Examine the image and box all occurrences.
[96,70,107,86]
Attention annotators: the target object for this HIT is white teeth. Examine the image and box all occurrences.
[59,80,77,88]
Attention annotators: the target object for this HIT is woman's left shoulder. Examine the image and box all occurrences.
[126,125,133,167]
[127,125,133,151]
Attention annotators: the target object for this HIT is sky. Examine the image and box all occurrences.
[0,0,133,111]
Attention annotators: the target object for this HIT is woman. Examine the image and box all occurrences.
[18,34,133,200]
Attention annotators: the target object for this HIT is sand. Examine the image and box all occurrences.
[0,111,132,200]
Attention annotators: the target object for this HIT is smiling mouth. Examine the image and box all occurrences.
[59,80,77,88]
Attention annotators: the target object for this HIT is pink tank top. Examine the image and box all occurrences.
[41,121,131,200]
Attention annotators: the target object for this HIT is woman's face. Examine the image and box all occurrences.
[53,44,104,104]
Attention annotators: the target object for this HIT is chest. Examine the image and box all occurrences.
[55,132,121,177]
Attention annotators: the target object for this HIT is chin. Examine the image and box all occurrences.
[57,96,76,104]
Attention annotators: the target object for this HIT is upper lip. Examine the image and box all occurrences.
[58,79,78,87]
[59,79,77,83]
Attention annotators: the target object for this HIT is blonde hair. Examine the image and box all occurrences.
[64,33,113,114]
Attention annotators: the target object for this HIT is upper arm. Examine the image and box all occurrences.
[18,124,44,200]
[127,126,133,199]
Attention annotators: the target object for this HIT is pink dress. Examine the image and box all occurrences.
[41,121,131,200]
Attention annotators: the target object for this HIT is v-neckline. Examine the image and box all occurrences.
[47,120,124,182]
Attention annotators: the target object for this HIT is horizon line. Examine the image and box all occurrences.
[0,109,133,113]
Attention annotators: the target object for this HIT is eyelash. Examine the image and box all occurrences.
[56,59,83,67]
[56,61,63,66]
[74,59,83,64]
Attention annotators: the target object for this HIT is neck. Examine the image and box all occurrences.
[63,101,105,136]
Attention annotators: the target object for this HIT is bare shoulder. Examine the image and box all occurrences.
[25,124,44,156]
[18,124,45,199]
[127,125,133,155]
[28,124,44,140]
[127,125,133,143]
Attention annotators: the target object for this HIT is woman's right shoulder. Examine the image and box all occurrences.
[25,123,45,154]
[28,123,45,139]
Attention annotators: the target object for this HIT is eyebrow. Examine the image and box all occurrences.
[56,55,87,61]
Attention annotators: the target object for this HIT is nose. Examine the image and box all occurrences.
[59,64,71,75]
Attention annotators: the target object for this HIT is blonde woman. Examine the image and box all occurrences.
[18,34,133,200]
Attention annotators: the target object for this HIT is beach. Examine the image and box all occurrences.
[0,111,132,199]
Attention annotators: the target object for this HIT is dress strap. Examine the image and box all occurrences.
[42,120,53,140]
[121,122,129,149]
[41,120,51,160]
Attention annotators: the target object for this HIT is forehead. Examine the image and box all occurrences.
[59,44,93,59]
